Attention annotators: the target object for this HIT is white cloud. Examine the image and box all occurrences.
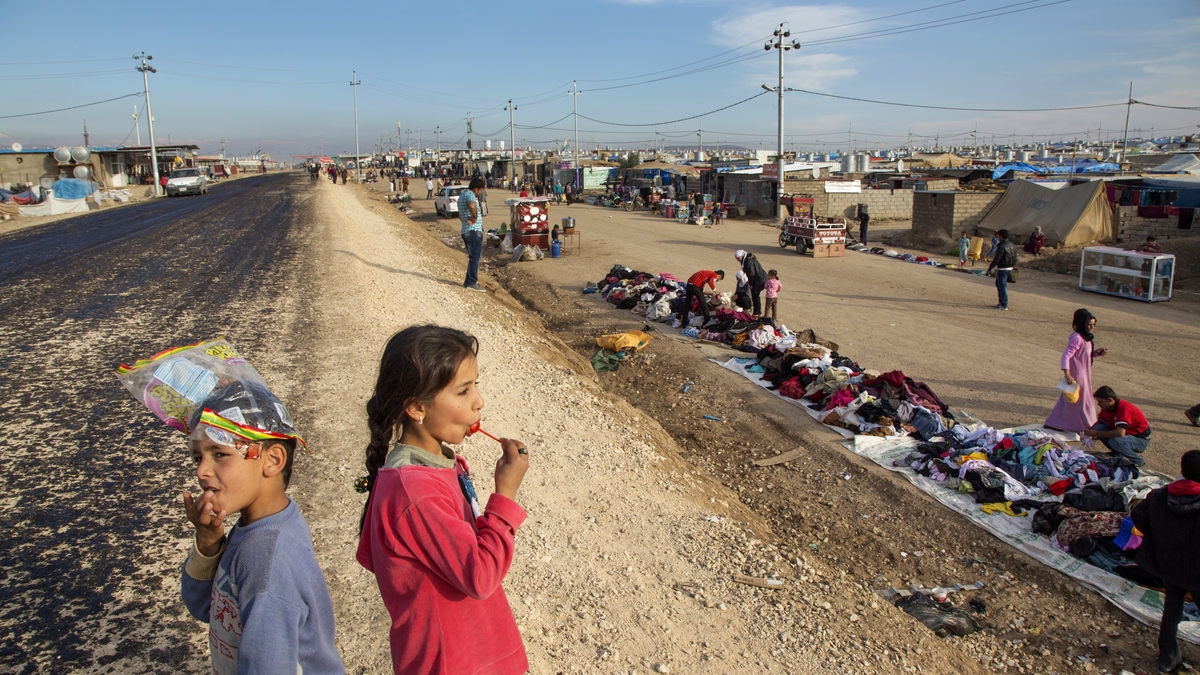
[711,3,864,47]
[714,4,862,90]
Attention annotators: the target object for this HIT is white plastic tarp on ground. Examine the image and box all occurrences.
[17,195,90,217]
[976,179,1113,246]
[716,355,1198,644]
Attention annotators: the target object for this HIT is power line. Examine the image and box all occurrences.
[514,112,575,130]
[1133,100,1200,111]
[578,35,771,84]
[0,69,129,81]
[0,92,143,119]
[803,0,1071,47]
[158,70,343,85]
[792,0,970,35]
[584,51,768,92]
[578,91,771,127]
[784,87,1126,112]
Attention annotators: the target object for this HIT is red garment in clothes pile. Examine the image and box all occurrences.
[714,307,758,322]
[861,370,949,415]
[779,376,806,399]
[824,388,857,411]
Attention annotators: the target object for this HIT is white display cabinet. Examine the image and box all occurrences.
[1079,246,1174,302]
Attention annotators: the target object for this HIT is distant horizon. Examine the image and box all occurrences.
[2,1,1197,158]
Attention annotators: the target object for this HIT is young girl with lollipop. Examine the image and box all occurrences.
[355,325,530,675]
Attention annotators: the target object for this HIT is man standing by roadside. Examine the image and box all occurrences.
[459,177,487,292]
[858,205,870,246]
[1130,449,1200,673]
[986,228,1017,310]
[426,177,434,199]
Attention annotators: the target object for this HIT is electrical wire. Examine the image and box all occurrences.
[578,91,770,127]
[116,101,147,147]
[0,57,130,66]
[158,70,343,85]
[578,35,771,84]
[1133,100,1200,111]
[0,69,130,80]
[791,0,970,35]
[802,0,1071,48]
[514,112,575,130]
[157,59,346,74]
[0,92,143,119]
[584,50,768,92]
[784,87,1126,112]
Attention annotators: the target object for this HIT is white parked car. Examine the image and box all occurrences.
[434,185,470,218]
[165,168,209,196]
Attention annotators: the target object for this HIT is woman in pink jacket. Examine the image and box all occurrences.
[357,325,530,674]
[1045,309,1108,432]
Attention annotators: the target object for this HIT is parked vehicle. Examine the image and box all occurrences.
[778,216,847,255]
[165,168,208,197]
[434,185,471,218]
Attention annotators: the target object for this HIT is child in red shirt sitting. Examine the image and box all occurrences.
[1081,385,1151,466]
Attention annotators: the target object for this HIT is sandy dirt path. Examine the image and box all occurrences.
[294,181,981,674]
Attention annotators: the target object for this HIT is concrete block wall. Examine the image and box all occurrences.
[1115,206,1198,244]
[913,192,1001,238]
[826,189,913,220]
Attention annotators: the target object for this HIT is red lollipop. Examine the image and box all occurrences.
[468,421,501,443]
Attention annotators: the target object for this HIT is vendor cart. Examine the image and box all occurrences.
[779,194,815,219]
[778,216,846,256]
[506,196,552,250]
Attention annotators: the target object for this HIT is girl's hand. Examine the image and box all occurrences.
[1094,347,1108,357]
[182,491,227,556]
[494,438,529,501]
[1062,371,1076,386]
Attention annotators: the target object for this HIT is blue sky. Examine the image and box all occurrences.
[2,0,1197,158]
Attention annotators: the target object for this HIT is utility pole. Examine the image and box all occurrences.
[505,99,517,187]
[466,115,474,169]
[134,52,161,196]
[436,126,441,176]
[1120,82,1133,176]
[697,119,703,162]
[133,105,141,145]
[416,127,421,164]
[570,81,581,188]
[764,24,799,221]
[350,71,361,182]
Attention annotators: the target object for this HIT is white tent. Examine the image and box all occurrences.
[1148,154,1200,175]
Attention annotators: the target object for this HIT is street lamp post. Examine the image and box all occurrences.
[764,25,800,221]
[133,52,161,196]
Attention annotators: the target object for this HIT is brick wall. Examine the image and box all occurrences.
[1115,206,1199,244]
[913,192,1002,238]
[826,189,913,220]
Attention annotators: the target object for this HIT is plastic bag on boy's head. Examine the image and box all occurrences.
[115,338,305,450]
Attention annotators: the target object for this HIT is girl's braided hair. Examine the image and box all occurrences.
[358,325,478,533]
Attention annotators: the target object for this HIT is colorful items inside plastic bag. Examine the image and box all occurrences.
[115,338,306,450]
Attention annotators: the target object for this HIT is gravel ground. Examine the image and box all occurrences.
[2,173,1191,674]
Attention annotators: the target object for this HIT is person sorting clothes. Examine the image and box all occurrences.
[1080,386,1151,466]
[1130,450,1200,673]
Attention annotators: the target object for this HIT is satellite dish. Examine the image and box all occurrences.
[40,177,54,190]
[811,166,819,179]
[71,146,90,162]
[53,147,72,163]
[73,166,89,180]
[10,142,21,152]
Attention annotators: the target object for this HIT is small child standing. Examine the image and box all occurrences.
[357,325,530,674]
[764,269,782,322]
[116,340,343,674]
[958,231,970,266]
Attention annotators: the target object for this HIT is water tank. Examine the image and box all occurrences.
[841,155,854,173]
[856,154,870,173]
[1017,150,1031,162]
[73,165,90,179]
[53,147,72,163]
[1002,149,1014,161]
[1100,148,1112,160]
[71,146,90,162]
[820,153,832,162]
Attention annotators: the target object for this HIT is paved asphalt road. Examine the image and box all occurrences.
[0,172,311,673]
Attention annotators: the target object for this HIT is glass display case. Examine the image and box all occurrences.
[1079,246,1174,302]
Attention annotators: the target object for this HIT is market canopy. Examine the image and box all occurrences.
[976,179,1113,247]
[1148,153,1200,175]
